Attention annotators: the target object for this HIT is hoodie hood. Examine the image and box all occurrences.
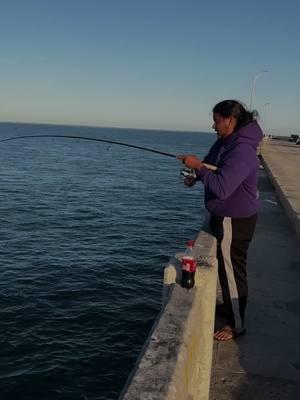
[235,120,263,149]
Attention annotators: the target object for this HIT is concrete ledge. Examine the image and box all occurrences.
[261,148,300,237]
[119,231,217,400]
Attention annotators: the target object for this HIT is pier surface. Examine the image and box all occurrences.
[210,140,300,399]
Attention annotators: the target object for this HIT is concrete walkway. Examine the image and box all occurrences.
[210,141,300,399]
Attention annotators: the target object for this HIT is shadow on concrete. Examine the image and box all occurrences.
[210,167,300,399]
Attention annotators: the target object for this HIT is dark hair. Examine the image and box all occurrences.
[213,100,258,131]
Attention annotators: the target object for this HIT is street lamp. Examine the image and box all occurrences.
[250,70,268,110]
[262,102,270,136]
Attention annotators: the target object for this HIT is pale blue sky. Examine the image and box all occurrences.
[0,0,299,134]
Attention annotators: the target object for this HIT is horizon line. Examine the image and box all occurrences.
[0,119,214,135]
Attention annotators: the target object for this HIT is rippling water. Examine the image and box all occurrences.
[0,122,214,399]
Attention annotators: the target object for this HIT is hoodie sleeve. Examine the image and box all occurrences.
[195,140,220,181]
[196,144,257,200]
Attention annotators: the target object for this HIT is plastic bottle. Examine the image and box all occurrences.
[181,240,197,289]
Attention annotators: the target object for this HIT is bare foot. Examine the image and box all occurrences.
[214,325,246,341]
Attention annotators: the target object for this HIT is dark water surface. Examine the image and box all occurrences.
[0,122,214,399]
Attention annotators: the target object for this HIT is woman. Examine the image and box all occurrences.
[178,100,263,341]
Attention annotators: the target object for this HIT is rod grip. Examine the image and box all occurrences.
[202,163,217,171]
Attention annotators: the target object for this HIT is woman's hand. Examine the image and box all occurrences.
[176,154,203,170]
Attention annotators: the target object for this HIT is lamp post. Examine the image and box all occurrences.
[262,102,270,136]
[250,70,268,110]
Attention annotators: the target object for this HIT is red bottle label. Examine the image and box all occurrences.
[182,257,197,272]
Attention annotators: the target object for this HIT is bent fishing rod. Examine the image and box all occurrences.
[0,134,176,159]
[0,134,217,171]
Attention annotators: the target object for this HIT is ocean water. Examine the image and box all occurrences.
[0,122,214,400]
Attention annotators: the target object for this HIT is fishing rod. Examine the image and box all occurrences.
[0,134,217,172]
[0,134,177,159]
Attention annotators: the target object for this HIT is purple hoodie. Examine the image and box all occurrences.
[196,121,263,218]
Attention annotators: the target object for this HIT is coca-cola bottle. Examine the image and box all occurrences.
[181,240,197,289]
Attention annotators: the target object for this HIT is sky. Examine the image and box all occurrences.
[0,0,299,135]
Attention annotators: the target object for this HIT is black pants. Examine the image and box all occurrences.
[209,214,257,331]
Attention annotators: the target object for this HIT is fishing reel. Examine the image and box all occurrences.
[180,168,197,187]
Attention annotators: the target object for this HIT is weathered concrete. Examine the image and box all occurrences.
[120,232,218,400]
[210,141,300,399]
[261,140,300,236]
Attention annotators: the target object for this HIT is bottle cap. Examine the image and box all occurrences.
[186,240,195,247]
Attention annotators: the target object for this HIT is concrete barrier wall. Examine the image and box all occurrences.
[261,146,300,237]
[119,231,217,400]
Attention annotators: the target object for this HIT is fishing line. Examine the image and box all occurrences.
[0,135,177,158]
